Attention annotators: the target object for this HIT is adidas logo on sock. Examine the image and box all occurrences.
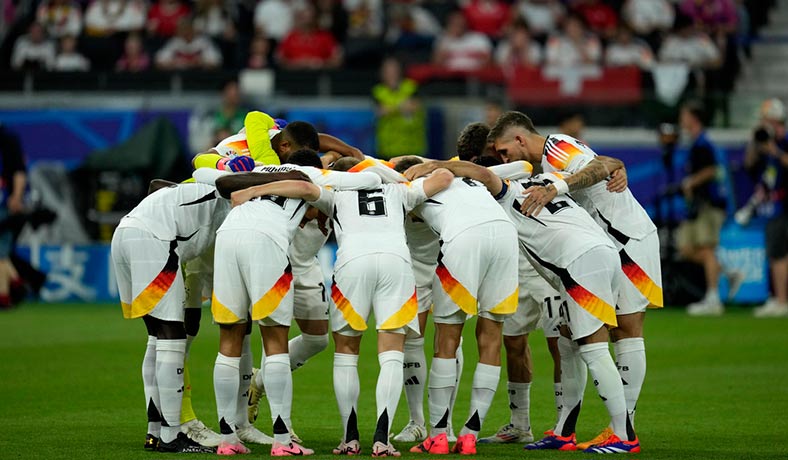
[404,376,420,386]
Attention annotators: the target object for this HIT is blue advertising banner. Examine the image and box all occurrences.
[717,221,769,303]
[17,244,118,303]
[0,109,191,168]
[15,242,340,304]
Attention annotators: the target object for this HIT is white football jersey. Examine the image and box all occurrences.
[212,132,250,157]
[117,183,230,261]
[541,134,656,241]
[405,215,440,284]
[415,177,513,243]
[311,181,428,270]
[497,173,614,270]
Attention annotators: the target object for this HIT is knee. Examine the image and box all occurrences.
[157,319,186,340]
[503,336,526,359]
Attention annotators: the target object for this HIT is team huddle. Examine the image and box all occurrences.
[111,110,662,457]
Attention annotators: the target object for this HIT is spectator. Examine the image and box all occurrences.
[558,110,585,140]
[254,0,294,41]
[544,14,601,67]
[155,17,221,70]
[147,0,191,38]
[0,124,26,309]
[743,99,788,317]
[495,20,542,69]
[344,0,384,38]
[622,0,675,36]
[193,0,236,42]
[572,0,618,40]
[84,0,146,36]
[11,22,56,71]
[372,57,426,158]
[277,3,342,69]
[680,0,737,34]
[678,101,728,316]
[432,10,492,72]
[315,0,349,43]
[36,0,82,38]
[246,34,271,69]
[605,25,655,69]
[461,0,512,39]
[384,3,441,50]
[210,79,248,144]
[115,32,150,71]
[53,35,90,71]
[515,0,565,40]
[484,100,503,128]
[659,16,721,70]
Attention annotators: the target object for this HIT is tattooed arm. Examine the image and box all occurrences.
[564,156,624,192]
[519,156,625,216]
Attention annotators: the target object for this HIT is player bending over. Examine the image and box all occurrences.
[206,150,380,456]
[489,111,660,450]
[406,160,640,454]
[111,182,229,453]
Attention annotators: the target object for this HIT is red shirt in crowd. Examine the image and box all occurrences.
[462,0,511,38]
[278,29,338,65]
[147,1,191,37]
[575,2,618,35]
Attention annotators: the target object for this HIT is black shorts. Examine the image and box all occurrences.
[766,214,788,260]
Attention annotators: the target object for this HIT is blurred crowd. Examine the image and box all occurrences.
[0,0,771,77]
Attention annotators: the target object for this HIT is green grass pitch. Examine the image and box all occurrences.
[1,303,787,459]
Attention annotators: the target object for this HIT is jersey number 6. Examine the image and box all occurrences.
[357,189,387,217]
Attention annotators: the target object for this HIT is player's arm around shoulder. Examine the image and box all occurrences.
[230,180,321,208]
[406,160,504,197]
[421,167,454,197]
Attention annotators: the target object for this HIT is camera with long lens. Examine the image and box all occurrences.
[753,125,774,144]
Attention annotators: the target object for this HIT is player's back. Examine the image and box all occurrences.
[118,182,229,260]
[541,134,656,240]
[219,189,308,252]
[321,183,422,270]
[498,173,614,269]
[416,177,511,242]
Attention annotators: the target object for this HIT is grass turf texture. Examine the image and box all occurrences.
[1,304,787,459]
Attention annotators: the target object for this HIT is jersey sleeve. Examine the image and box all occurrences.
[349,158,407,183]
[543,137,594,174]
[307,186,335,215]
[244,111,281,165]
[488,161,534,180]
[314,170,383,190]
[402,179,429,212]
[193,167,231,185]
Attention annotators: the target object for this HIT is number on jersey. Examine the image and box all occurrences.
[517,179,576,215]
[254,194,287,208]
[357,189,387,217]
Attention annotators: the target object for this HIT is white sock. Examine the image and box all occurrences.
[580,342,631,441]
[553,382,563,426]
[142,336,161,437]
[333,353,360,442]
[508,382,531,431]
[375,350,404,444]
[459,363,500,437]
[214,353,241,444]
[264,353,293,445]
[705,288,720,303]
[449,338,464,428]
[155,338,186,443]
[554,336,586,436]
[428,357,456,436]
[403,337,427,426]
[289,333,329,371]
[235,334,253,429]
[614,338,646,425]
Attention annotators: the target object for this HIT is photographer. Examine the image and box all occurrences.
[743,98,788,317]
[677,101,729,316]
